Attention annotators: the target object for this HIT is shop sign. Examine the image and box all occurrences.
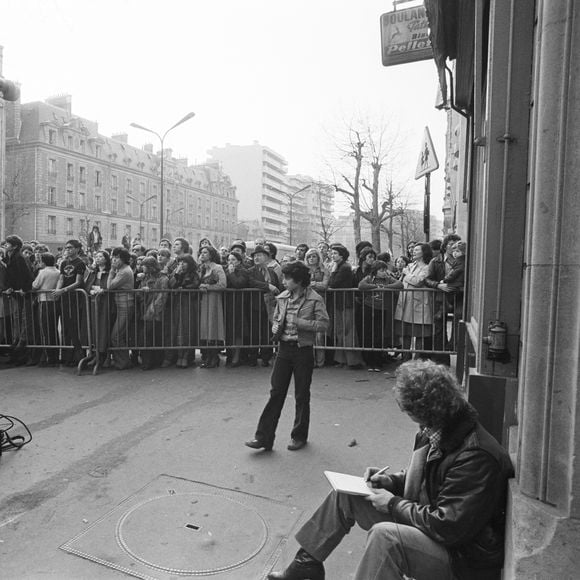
[380,5,432,67]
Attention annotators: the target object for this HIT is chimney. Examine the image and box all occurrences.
[111,132,128,144]
[143,143,153,153]
[45,94,72,116]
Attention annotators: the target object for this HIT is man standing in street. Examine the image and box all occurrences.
[53,239,86,366]
[246,261,329,451]
[268,360,513,580]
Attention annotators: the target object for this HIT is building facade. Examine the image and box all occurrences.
[207,142,289,243]
[424,0,580,576]
[286,175,334,246]
[3,95,238,251]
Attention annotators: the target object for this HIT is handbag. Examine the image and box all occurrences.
[0,414,32,459]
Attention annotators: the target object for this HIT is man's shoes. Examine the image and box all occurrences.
[287,439,307,451]
[245,439,273,451]
[267,548,325,579]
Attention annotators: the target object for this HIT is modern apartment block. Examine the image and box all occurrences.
[286,174,334,246]
[207,142,289,242]
[3,95,238,250]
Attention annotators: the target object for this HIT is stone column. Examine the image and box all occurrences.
[505,0,580,576]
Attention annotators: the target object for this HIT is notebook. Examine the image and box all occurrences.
[324,470,373,496]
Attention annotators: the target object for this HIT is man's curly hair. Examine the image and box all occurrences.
[393,361,475,429]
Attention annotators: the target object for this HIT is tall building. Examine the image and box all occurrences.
[207,142,289,242]
[3,95,238,250]
[286,175,334,246]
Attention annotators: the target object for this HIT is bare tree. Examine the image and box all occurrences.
[2,167,30,234]
[329,117,407,251]
[332,128,365,245]
[312,181,342,244]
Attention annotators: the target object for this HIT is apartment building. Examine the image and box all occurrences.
[286,174,335,246]
[207,142,289,242]
[3,95,238,250]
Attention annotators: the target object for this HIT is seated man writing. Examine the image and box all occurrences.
[268,361,514,580]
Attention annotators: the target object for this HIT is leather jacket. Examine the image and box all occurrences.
[272,287,329,346]
[388,409,514,579]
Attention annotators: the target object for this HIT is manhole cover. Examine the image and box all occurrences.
[61,475,305,580]
[116,493,268,575]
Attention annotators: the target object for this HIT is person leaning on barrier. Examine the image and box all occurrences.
[305,248,330,368]
[53,239,86,366]
[31,252,60,366]
[107,247,135,370]
[425,234,461,364]
[3,235,34,363]
[268,361,514,580]
[245,260,329,452]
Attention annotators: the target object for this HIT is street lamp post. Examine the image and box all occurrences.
[128,194,157,244]
[283,184,311,246]
[130,112,195,239]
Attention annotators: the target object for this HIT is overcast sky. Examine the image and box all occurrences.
[2,0,447,215]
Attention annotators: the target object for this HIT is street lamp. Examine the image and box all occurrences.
[130,112,195,239]
[283,184,311,245]
[127,194,157,243]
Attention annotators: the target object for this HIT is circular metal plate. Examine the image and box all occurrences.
[116,493,268,575]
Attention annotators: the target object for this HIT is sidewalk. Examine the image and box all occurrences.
[0,362,416,579]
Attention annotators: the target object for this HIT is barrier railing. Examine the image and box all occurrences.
[0,289,92,372]
[0,287,461,375]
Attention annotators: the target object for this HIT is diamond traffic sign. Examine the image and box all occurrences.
[415,126,439,179]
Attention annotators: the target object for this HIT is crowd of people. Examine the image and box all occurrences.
[0,230,465,371]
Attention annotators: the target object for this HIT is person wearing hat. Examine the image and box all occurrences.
[247,245,281,367]
[138,256,169,370]
[328,244,364,369]
[230,240,253,269]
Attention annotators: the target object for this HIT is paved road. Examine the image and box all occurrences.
[0,362,415,579]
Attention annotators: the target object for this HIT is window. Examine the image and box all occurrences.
[48,130,57,145]
[66,218,73,235]
[80,140,85,153]
[48,186,56,205]
[95,170,102,187]
[79,191,86,209]
[151,228,157,243]
[126,178,132,193]
[95,196,102,211]
[66,189,74,208]
[111,174,118,190]
[79,166,86,183]
[139,181,145,194]
[111,197,118,213]
[111,223,117,239]
[48,158,57,176]
[68,135,73,149]
[95,145,101,158]
[140,226,145,238]
[125,199,131,216]
[47,215,56,234]
[152,205,157,220]
[80,219,86,234]
[67,163,74,181]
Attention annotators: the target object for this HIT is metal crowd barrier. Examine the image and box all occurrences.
[0,289,92,373]
[0,287,461,375]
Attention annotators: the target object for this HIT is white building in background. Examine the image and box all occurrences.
[207,142,289,243]
[286,175,335,246]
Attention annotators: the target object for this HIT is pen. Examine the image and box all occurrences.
[366,465,390,482]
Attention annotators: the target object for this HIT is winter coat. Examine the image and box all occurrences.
[394,261,434,325]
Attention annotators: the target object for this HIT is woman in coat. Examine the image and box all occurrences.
[138,256,169,370]
[224,251,251,367]
[170,254,201,368]
[327,244,364,369]
[305,248,330,368]
[198,245,226,368]
[392,242,435,359]
[83,250,112,368]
